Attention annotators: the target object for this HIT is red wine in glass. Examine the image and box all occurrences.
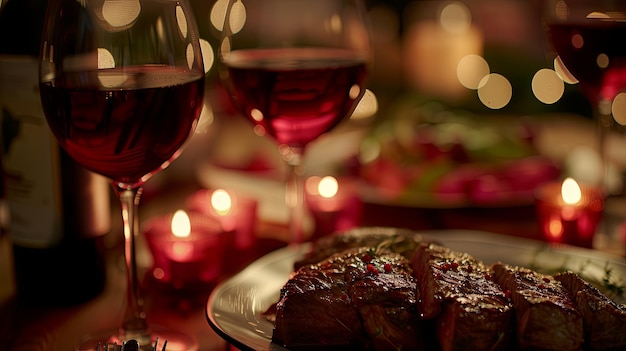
[548,20,626,104]
[547,16,626,188]
[40,66,205,187]
[225,48,368,148]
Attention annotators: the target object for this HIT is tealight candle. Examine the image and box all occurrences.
[534,177,604,248]
[305,175,362,240]
[143,209,230,289]
[186,188,258,251]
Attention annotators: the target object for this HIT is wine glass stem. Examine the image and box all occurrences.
[284,149,305,244]
[116,186,150,341]
[596,98,613,189]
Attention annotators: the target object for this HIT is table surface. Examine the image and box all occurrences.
[0,182,290,351]
[1,146,626,351]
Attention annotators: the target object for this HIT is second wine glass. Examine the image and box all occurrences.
[218,0,371,243]
[39,0,205,350]
[543,0,626,188]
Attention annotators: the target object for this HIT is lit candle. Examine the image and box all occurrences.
[305,176,362,240]
[143,209,230,289]
[186,188,258,251]
[534,178,604,248]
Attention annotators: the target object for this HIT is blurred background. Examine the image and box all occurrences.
[2,0,626,350]
[148,0,616,231]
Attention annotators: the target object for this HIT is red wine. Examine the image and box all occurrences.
[0,0,111,306]
[548,21,626,103]
[225,48,368,148]
[40,67,205,188]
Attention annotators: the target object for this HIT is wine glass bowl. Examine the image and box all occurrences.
[543,0,626,186]
[218,0,371,242]
[39,0,205,350]
[544,0,626,106]
[40,0,205,190]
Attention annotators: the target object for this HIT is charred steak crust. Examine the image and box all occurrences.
[293,227,423,270]
[273,247,424,351]
[411,243,514,351]
[555,271,626,351]
[492,263,584,351]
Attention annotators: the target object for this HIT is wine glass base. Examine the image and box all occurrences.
[75,325,197,351]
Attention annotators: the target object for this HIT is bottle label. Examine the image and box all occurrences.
[0,55,63,247]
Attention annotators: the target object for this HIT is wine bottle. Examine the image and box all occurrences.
[0,0,112,306]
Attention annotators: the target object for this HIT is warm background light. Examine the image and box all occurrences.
[477,73,512,109]
[211,189,232,215]
[350,89,378,120]
[101,0,141,28]
[211,0,246,33]
[553,56,578,84]
[456,54,489,90]
[171,210,191,238]
[176,4,188,38]
[200,39,214,74]
[561,178,582,205]
[612,93,626,125]
[318,176,339,199]
[532,68,565,104]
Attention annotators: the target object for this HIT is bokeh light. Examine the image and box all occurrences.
[211,189,232,215]
[532,68,564,104]
[211,0,246,33]
[457,54,489,90]
[439,1,471,34]
[177,5,188,39]
[553,56,578,84]
[318,176,339,199]
[97,48,115,69]
[477,73,512,109]
[101,0,140,28]
[351,89,378,120]
[612,92,626,125]
[200,39,214,74]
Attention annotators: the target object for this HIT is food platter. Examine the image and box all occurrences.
[206,230,626,351]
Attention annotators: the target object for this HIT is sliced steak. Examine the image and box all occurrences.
[555,271,626,351]
[411,243,514,351]
[272,263,367,349]
[273,247,424,350]
[492,263,584,351]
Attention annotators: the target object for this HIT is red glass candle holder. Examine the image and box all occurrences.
[534,180,604,248]
[306,176,363,240]
[186,188,258,251]
[143,211,231,289]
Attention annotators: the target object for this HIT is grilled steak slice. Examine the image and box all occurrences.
[492,263,584,351]
[272,259,368,349]
[294,226,423,270]
[555,271,626,351]
[411,243,514,351]
[273,247,424,350]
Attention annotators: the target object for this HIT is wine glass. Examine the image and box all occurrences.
[543,0,626,187]
[217,0,371,243]
[39,0,205,350]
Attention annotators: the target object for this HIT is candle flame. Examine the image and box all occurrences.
[211,189,232,215]
[318,176,339,199]
[561,177,582,205]
[171,210,191,238]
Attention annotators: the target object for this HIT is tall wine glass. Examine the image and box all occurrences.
[543,0,626,187]
[39,0,205,350]
[217,0,371,243]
